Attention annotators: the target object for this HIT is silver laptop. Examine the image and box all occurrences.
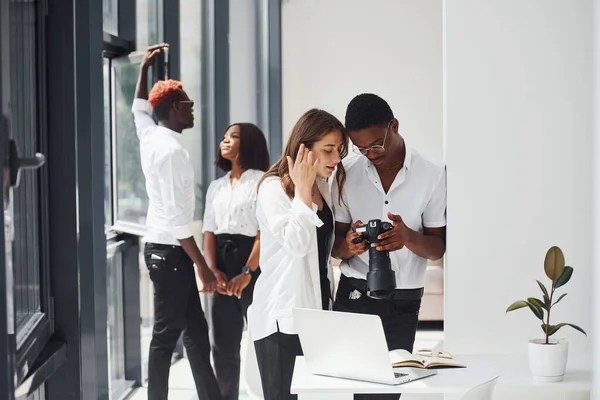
[293,308,437,385]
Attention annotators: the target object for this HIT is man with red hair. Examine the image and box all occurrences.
[131,44,225,400]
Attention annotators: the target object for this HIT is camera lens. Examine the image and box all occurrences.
[366,246,396,299]
[360,219,397,299]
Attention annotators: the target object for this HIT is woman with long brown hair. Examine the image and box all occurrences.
[248,109,348,399]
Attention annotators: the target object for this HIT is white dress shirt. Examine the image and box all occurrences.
[332,144,446,289]
[201,169,263,237]
[248,176,335,341]
[131,99,195,246]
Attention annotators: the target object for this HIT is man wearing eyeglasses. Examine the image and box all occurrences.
[332,93,446,400]
[132,44,226,400]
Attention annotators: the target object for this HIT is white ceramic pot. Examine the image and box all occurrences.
[528,338,568,382]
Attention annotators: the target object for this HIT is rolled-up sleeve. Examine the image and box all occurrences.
[201,181,217,233]
[258,179,322,258]
[422,167,447,228]
[331,177,351,224]
[131,99,156,138]
[156,152,194,239]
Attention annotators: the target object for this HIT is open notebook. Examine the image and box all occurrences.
[389,349,466,369]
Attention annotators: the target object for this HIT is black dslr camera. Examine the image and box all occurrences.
[352,219,396,299]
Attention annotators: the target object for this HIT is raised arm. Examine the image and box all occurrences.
[135,44,167,100]
[257,145,322,258]
[131,44,168,136]
[257,179,321,258]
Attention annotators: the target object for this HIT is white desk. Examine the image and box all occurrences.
[290,354,591,400]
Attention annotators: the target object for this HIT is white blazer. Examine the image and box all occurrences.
[248,175,336,341]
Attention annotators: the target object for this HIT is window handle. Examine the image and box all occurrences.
[7,139,45,188]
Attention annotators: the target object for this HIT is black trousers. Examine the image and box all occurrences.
[333,275,422,400]
[208,234,259,400]
[254,330,304,400]
[144,243,222,400]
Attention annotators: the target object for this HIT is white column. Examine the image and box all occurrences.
[444,0,594,370]
[592,0,600,397]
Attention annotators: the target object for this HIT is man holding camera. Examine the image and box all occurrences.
[332,93,446,400]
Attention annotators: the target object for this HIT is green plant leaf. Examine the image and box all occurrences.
[554,266,573,289]
[547,323,587,337]
[528,297,547,311]
[541,323,554,334]
[552,293,568,307]
[544,246,565,281]
[527,302,544,320]
[506,300,528,312]
[537,280,550,305]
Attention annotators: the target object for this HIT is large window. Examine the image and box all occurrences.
[102,0,171,392]
[102,0,157,396]
[113,56,151,227]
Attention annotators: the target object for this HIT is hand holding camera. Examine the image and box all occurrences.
[345,220,369,256]
[373,212,411,252]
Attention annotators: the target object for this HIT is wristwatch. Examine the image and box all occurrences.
[241,265,252,275]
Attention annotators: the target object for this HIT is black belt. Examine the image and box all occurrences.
[145,242,182,251]
[341,275,424,300]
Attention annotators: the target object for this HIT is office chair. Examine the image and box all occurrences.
[460,376,499,400]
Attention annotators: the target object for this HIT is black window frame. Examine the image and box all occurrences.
[0,0,70,398]
[8,0,55,389]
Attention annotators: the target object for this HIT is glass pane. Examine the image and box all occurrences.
[104,58,113,227]
[103,0,119,36]
[9,0,41,331]
[107,245,126,389]
[139,238,153,384]
[180,0,204,222]
[27,386,45,400]
[136,0,159,50]
[113,61,150,226]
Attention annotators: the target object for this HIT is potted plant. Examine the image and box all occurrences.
[506,246,586,382]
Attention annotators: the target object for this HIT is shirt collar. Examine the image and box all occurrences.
[404,142,412,171]
[157,125,185,144]
[225,169,253,182]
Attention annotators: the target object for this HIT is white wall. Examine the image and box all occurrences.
[229,0,258,124]
[444,0,593,371]
[282,0,443,162]
[592,0,600,397]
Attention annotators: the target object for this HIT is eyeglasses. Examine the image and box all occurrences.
[353,119,392,155]
[178,100,194,108]
[415,349,454,359]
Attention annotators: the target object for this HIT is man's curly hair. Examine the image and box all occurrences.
[148,79,186,121]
